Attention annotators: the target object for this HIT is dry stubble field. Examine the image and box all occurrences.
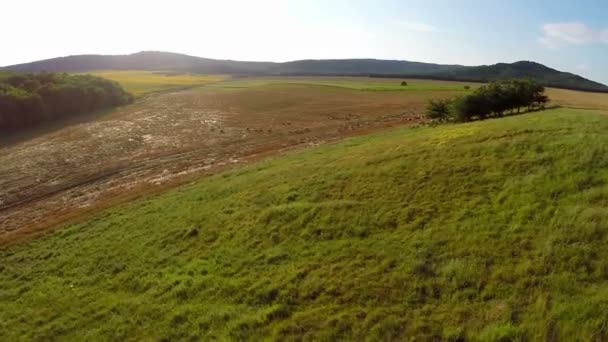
[1,76,606,243]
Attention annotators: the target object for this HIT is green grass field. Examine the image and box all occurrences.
[89,71,226,96]
[3,108,608,340]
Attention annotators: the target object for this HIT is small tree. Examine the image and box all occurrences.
[426,79,549,124]
[401,81,408,86]
[534,94,549,109]
[450,96,474,122]
[426,99,451,121]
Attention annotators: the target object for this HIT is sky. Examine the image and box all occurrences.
[3,0,608,83]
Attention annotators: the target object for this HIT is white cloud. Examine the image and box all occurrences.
[400,21,437,33]
[576,64,590,72]
[540,22,608,48]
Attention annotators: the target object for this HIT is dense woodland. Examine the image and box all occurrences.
[0,73,133,133]
[427,79,549,122]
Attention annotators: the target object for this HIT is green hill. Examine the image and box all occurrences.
[274,58,466,75]
[429,61,608,92]
[3,108,608,340]
[3,51,607,92]
[0,51,275,75]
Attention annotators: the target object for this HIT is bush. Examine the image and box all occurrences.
[464,85,470,90]
[401,81,408,86]
[425,99,451,121]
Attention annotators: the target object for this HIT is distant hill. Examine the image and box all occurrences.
[1,52,274,75]
[273,58,467,75]
[427,61,608,92]
[3,51,607,92]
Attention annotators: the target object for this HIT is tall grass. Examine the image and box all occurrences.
[2,109,608,340]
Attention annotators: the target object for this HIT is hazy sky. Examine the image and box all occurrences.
[4,0,608,83]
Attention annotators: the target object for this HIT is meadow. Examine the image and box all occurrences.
[4,107,608,340]
[89,71,226,96]
[3,76,608,340]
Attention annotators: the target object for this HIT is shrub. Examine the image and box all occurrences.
[425,99,451,121]
[464,85,470,90]
[401,81,408,86]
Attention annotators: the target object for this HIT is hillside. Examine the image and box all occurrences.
[2,51,274,75]
[3,108,608,340]
[429,61,608,92]
[3,51,607,92]
[272,58,466,75]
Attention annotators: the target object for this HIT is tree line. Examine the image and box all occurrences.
[426,79,549,122]
[0,72,133,133]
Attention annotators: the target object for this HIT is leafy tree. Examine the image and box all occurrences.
[449,96,467,122]
[431,79,550,123]
[450,95,478,122]
[534,94,549,109]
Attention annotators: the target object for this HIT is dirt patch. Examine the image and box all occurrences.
[0,83,448,243]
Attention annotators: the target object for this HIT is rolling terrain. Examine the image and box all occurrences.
[3,51,607,92]
[2,76,606,242]
[2,75,608,340]
[0,77,462,242]
[4,1,608,340]
[3,107,608,340]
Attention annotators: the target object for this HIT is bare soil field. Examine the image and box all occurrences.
[0,79,463,242]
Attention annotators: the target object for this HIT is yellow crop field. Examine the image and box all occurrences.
[90,70,226,96]
[546,87,608,112]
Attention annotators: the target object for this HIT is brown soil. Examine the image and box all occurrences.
[0,83,461,244]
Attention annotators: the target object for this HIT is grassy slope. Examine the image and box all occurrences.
[89,71,226,96]
[3,109,608,340]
